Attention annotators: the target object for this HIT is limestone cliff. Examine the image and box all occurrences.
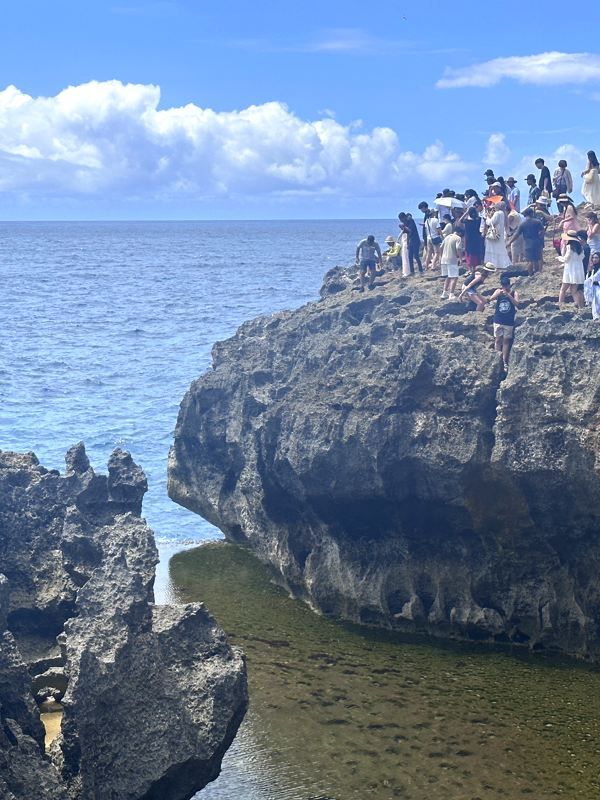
[0,446,247,800]
[169,259,600,660]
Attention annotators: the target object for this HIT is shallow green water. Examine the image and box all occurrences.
[169,542,600,800]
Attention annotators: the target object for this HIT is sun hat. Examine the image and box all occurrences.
[526,173,536,181]
[562,230,580,242]
[482,263,496,272]
[557,194,572,203]
[506,176,517,183]
[385,235,395,243]
[536,197,550,206]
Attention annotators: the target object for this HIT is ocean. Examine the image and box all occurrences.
[0,219,390,597]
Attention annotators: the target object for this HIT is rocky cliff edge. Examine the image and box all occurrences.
[169,256,600,660]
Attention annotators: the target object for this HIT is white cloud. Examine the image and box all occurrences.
[437,51,600,89]
[484,133,510,166]
[0,80,472,203]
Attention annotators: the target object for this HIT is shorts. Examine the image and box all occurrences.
[360,259,376,271]
[440,263,448,277]
[443,263,459,278]
[493,323,514,339]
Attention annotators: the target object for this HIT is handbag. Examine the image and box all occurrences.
[431,235,442,246]
[551,220,562,254]
[485,223,500,241]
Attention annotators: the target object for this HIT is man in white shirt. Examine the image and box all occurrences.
[506,177,520,212]
[440,225,463,300]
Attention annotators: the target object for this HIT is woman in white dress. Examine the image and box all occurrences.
[483,202,511,270]
[558,231,585,308]
[584,252,600,319]
[581,150,600,206]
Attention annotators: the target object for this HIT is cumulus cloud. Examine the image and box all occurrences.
[437,51,600,89]
[484,133,510,166]
[0,80,472,204]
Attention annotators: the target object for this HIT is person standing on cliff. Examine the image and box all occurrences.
[485,275,520,372]
[355,235,382,291]
[398,212,423,274]
[535,158,553,198]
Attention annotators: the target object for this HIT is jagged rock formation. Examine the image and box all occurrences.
[169,257,600,660]
[0,446,247,800]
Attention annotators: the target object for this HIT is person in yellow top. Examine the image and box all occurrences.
[382,235,401,270]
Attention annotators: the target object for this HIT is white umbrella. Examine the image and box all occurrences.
[434,197,465,209]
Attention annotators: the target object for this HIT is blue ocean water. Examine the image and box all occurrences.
[0,220,390,597]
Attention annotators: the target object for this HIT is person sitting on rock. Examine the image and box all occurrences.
[383,235,401,270]
[485,274,520,372]
[355,235,382,291]
[458,264,494,311]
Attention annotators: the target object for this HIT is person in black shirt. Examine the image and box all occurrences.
[507,208,544,276]
[398,212,423,274]
[535,158,553,197]
[486,274,520,371]
[526,174,541,205]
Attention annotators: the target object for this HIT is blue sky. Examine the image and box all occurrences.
[1,0,599,218]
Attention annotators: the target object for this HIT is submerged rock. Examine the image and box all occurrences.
[169,263,600,660]
[0,446,247,800]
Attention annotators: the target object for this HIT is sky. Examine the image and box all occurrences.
[1,0,600,219]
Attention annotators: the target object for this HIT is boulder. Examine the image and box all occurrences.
[169,261,600,660]
[0,447,247,799]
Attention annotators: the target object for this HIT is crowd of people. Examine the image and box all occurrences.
[354,153,600,370]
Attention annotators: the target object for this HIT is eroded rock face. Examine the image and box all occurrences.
[169,265,600,660]
[0,446,247,800]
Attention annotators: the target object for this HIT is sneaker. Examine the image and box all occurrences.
[503,361,509,372]
[448,293,457,300]
[440,291,448,299]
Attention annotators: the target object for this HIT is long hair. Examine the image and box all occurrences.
[567,240,583,255]
[588,150,600,169]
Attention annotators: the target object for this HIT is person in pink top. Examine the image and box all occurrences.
[556,195,579,243]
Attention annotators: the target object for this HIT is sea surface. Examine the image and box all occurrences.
[0,219,387,598]
[3,220,599,800]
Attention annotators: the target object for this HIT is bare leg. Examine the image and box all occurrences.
[502,337,513,365]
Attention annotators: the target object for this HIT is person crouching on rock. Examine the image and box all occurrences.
[356,234,382,291]
[458,264,494,311]
[485,274,520,372]
[383,235,402,270]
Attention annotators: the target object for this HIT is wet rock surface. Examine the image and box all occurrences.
[0,446,247,800]
[169,251,600,660]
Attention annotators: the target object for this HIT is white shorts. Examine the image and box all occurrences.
[443,263,459,278]
[440,263,448,277]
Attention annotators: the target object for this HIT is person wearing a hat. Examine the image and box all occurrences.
[485,274,521,372]
[526,174,541,206]
[458,263,494,311]
[383,234,401,270]
[506,177,520,212]
[533,196,553,228]
[483,202,511,270]
[558,230,585,308]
